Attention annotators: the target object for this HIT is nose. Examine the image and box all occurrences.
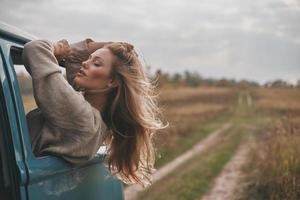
[81,60,89,69]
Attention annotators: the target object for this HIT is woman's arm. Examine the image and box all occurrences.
[22,40,99,131]
[87,40,112,53]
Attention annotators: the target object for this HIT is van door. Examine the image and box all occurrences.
[0,39,28,200]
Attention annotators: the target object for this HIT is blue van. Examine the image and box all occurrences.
[0,23,124,200]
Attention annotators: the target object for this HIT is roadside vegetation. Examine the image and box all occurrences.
[236,87,300,200]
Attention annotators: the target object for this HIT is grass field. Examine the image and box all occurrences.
[134,87,300,200]
[155,86,238,167]
[136,88,265,199]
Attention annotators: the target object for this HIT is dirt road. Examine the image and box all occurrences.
[200,144,250,200]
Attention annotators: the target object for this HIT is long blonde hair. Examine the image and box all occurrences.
[101,42,165,186]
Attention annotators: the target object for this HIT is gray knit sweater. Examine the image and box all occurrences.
[22,39,108,165]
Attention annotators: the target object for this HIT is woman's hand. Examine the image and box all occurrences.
[53,39,71,62]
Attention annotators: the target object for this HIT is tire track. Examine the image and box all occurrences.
[200,144,250,200]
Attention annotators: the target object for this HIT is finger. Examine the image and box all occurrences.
[58,42,63,49]
[65,45,71,52]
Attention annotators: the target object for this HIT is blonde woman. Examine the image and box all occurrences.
[23,38,165,186]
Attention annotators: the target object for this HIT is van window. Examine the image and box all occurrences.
[10,46,37,115]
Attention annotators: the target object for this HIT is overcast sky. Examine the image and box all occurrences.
[1,0,300,84]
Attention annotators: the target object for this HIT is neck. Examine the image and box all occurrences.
[84,92,107,112]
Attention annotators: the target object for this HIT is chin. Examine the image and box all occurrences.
[73,77,84,89]
[73,76,79,85]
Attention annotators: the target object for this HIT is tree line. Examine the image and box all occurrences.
[152,69,300,89]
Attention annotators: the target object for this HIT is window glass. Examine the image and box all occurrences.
[10,46,37,114]
[15,65,37,114]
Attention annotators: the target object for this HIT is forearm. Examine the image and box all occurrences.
[87,41,112,53]
[22,40,60,80]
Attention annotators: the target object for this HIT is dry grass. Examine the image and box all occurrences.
[251,87,300,116]
[154,86,238,167]
[238,116,300,200]
[236,88,300,200]
[160,86,238,106]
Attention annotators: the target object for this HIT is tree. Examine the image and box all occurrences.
[184,70,203,87]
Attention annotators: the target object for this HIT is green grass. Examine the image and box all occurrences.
[154,110,234,168]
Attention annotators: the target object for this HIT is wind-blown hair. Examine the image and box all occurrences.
[101,42,165,186]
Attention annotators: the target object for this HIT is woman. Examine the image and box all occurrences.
[22,38,165,186]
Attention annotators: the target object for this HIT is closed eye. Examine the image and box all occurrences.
[94,61,103,67]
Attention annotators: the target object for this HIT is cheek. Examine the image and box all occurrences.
[74,68,111,90]
[88,68,111,86]
[90,68,109,79]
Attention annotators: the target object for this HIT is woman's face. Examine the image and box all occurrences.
[74,48,114,91]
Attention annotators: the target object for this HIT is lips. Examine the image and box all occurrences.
[78,69,87,76]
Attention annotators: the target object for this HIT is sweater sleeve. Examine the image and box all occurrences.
[22,39,97,131]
